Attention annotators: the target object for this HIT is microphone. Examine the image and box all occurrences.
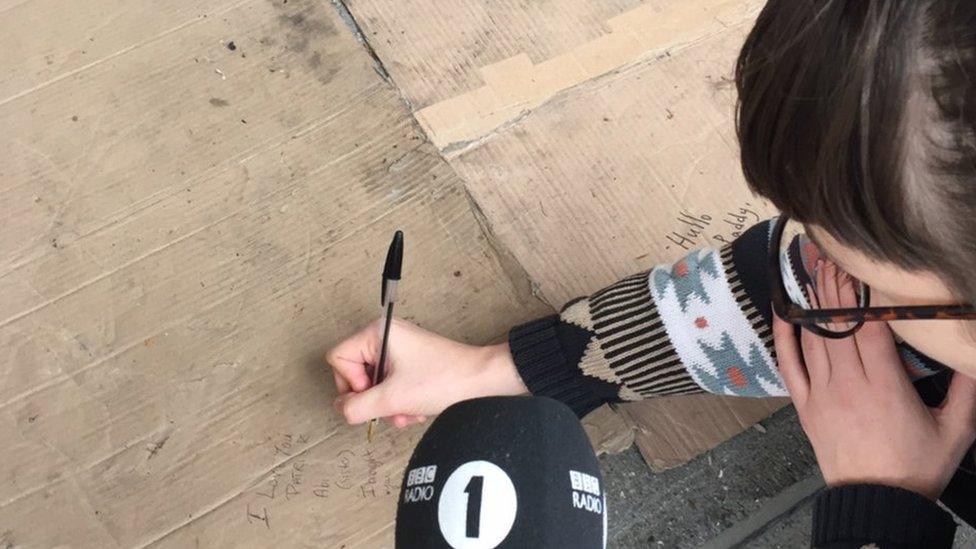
[395,396,607,549]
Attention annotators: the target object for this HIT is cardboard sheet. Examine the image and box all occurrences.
[5,0,800,544]
[344,0,789,470]
[0,0,546,546]
[344,0,646,109]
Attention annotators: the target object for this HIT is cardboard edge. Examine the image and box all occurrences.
[414,0,764,151]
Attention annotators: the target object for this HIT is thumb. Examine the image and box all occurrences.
[940,371,976,441]
[334,386,393,425]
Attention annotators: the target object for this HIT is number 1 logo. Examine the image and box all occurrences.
[437,461,517,549]
[464,475,484,538]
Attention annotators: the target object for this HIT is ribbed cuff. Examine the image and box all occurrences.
[813,484,956,548]
[508,316,604,417]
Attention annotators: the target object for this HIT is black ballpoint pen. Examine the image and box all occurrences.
[368,230,403,442]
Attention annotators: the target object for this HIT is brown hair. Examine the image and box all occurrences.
[735,0,976,306]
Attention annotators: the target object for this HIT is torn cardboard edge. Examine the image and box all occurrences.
[582,404,635,455]
[414,0,763,152]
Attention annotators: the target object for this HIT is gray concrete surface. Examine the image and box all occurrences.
[600,407,976,548]
[741,501,813,548]
[600,407,818,547]
[746,497,976,548]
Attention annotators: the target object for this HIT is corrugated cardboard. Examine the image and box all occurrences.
[5,0,797,545]
[1,0,547,546]
[344,0,790,470]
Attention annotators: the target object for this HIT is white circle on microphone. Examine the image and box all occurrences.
[437,460,517,549]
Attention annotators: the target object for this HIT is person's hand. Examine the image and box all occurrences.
[326,318,528,428]
[773,261,976,500]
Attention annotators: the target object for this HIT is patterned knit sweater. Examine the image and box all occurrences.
[508,218,943,416]
[507,218,973,544]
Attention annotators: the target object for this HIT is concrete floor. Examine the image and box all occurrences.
[600,407,976,548]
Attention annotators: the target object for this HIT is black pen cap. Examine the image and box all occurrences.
[384,231,404,281]
[381,231,404,306]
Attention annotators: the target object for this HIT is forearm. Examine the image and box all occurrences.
[505,218,949,417]
[508,222,780,416]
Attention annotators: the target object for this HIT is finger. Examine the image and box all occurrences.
[835,271,858,332]
[807,281,821,310]
[390,415,427,429]
[801,284,830,388]
[940,372,976,443]
[852,314,905,385]
[806,268,833,385]
[819,262,864,383]
[773,311,809,405]
[333,371,351,395]
[385,414,418,426]
[406,417,427,427]
[842,274,903,384]
[334,386,392,425]
[325,320,382,393]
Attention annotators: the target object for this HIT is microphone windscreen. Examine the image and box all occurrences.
[395,396,606,549]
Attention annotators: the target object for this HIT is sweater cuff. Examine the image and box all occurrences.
[812,484,956,548]
[508,316,605,417]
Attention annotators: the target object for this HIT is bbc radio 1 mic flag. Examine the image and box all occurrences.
[395,396,607,549]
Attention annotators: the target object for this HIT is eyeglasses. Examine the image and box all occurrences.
[769,215,976,339]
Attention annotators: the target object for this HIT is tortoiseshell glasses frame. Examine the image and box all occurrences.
[769,215,976,339]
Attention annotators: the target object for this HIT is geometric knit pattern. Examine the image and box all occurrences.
[650,247,785,396]
[509,218,949,417]
[720,244,774,352]
[561,273,701,401]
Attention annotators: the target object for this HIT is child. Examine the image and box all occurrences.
[329,0,976,544]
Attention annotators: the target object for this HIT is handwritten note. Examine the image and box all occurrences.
[664,203,762,251]
[244,433,401,530]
